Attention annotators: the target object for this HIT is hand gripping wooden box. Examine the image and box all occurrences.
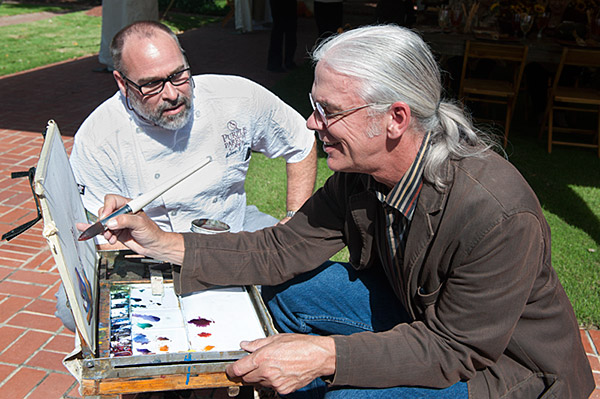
[34,121,276,398]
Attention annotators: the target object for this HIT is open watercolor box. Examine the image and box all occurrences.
[35,121,276,397]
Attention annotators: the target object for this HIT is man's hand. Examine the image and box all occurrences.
[277,216,292,225]
[76,194,185,264]
[226,333,336,395]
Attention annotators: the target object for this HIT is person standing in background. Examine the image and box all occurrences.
[267,0,298,72]
[95,0,159,72]
[376,0,415,27]
[314,0,343,40]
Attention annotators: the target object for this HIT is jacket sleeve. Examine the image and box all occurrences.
[174,173,350,295]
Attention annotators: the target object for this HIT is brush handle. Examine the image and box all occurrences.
[127,156,212,213]
[79,156,213,241]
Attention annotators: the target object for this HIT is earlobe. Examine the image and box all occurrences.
[387,102,411,140]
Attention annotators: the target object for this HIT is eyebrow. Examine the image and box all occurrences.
[314,96,342,113]
[136,64,187,84]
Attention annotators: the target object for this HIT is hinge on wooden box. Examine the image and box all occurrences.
[1,167,42,241]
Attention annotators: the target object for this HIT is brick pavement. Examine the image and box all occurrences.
[0,6,599,399]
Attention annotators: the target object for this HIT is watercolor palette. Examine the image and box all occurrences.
[109,283,267,357]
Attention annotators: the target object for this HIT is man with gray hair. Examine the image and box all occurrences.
[84,25,594,398]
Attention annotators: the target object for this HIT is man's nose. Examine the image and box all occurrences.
[306,110,323,131]
[161,81,179,101]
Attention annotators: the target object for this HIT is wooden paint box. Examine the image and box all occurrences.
[34,121,276,398]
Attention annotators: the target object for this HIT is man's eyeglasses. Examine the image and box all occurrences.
[309,93,379,127]
[122,68,192,97]
[1,167,42,242]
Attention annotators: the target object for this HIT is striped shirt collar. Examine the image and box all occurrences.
[371,130,432,220]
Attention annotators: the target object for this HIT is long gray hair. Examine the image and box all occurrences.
[311,25,496,189]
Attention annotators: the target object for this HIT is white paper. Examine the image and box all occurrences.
[110,283,266,356]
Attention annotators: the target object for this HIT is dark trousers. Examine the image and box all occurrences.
[314,2,343,40]
[267,0,298,69]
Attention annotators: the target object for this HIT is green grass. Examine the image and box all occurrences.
[161,13,222,33]
[505,136,600,327]
[0,3,71,17]
[0,4,224,77]
[0,10,101,76]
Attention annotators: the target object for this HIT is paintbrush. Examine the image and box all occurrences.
[78,156,212,241]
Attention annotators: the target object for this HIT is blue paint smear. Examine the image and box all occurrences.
[184,353,192,384]
[132,313,160,322]
[133,333,150,344]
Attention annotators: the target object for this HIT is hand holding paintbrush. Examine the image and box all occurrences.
[78,156,212,241]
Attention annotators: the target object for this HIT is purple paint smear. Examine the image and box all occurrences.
[132,313,160,322]
[188,316,214,327]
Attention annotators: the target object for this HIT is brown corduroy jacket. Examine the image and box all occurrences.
[176,151,594,398]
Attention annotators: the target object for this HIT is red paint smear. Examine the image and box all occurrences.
[188,316,214,327]
[197,332,212,338]
[203,345,215,351]
[159,345,169,351]
[157,336,170,341]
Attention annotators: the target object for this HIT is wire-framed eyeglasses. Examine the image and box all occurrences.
[122,68,192,97]
[309,93,379,127]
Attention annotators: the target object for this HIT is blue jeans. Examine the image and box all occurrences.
[261,262,468,399]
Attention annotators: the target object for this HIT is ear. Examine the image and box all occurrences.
[386,101,411,140]
[113,70,128,96]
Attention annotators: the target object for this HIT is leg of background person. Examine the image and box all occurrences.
[235,0,253,32]
[267,0,285,71]
[261,262,468,399]
[96,0,121,71]
[524,62,552,126]
[283,0,298,69]
[314,2,343,39]
[313,1,328,38]
[243,205,279,232]
[55,284,76,332]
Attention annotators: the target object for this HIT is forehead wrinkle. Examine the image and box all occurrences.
[122,34,186,83]
[316,69,360,111]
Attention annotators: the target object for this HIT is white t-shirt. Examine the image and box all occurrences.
[70,75,315,238]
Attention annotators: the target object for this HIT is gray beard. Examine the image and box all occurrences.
[129,91,193,130]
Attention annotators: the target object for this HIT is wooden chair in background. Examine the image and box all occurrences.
[542,47,600,157]
[458,40,529,147]
[222,0,235,27]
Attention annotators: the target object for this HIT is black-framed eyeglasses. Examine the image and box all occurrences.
[121,67,192,97]
[1,167,42,242]
[309,93,379,127]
